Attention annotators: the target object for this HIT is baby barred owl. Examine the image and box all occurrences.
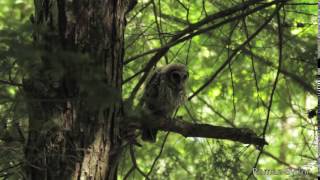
[141,64,189,142]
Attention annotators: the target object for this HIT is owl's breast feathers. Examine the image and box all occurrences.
[143,77,185,116]
[141,64,188,142]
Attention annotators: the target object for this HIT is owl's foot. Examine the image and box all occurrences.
[128,138,142,147]
[121,122,142,147]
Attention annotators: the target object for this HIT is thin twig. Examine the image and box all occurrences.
[127,0,152,24]
[227,21,240,119]
[125,22,155,50]
[188,4,282,100]
[129,145,150,180]
[241,3,261,108]
[241,48,316,95]
[123,68,145,84]
[147,132,170,176]
[0,162,22,174]
[125,0,278,65]
[185,39,192,65]
[123,165,135,180]
[247,4,284,179]
[0,79,22,86]
[197,96,236,127]
[285,3,317,5]
[151,0,169,64]
[129,1,279,101]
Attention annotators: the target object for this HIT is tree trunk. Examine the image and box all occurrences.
[23,0,135,179]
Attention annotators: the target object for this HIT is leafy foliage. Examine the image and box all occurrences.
[0,0,317,179]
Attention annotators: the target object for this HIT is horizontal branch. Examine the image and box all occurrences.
[0,79,22,86]
[127,113,267,146]
[285,3,317,6]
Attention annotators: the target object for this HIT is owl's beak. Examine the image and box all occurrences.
[177,86,183,92]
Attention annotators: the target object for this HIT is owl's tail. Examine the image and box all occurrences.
[141,128,158,142]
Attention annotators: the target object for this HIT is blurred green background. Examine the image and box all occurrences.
[0,0,317,179]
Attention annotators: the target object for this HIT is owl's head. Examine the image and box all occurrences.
[161,64,188,92]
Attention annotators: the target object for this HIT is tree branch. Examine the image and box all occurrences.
[188,4,281,100]
[247,5,284,179]
[128,114,267,146]
[128,0,282,101]
[0,79,22,87]
[147,132,169,176]
[129,145,150,180]
[241,48,316,95]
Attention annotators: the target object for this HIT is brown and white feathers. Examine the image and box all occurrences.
[141,64,188,142]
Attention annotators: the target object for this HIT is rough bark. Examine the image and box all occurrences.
[23,0,136,179]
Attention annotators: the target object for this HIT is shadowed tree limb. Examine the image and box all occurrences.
[126,113,268,147]
[0,79,22,86]
[156,118,267,146]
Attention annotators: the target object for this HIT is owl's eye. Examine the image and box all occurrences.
[182,74,188,80]
[171,72,180,82]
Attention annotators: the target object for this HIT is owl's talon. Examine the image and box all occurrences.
[130,139,142,147]
[121,122,142,146]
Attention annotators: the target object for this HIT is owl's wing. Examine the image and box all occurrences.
[144,70,160,99]
[141,69,161,108]
[141,70,161,142]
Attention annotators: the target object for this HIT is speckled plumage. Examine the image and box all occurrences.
[141,64,188,142]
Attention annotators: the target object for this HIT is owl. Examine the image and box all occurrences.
[141,64,189,142]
